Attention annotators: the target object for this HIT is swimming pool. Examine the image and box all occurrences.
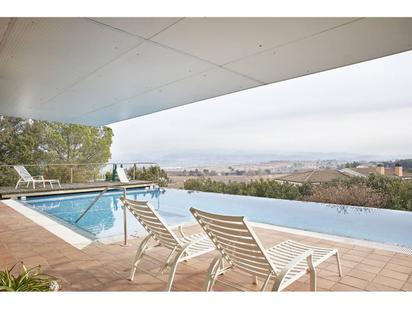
[24,188,412,248]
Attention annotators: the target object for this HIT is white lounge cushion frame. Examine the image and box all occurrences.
[190,207,342,291]
[116,167,130,183]
[121,198,215,291]
[13,165,61,189]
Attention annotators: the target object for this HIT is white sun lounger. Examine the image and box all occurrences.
[120,198,216,291]
[116,167,130,183]
[190,207,342,292]
[14,165,61,189]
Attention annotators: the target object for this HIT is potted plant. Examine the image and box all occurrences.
[0,262,59,292]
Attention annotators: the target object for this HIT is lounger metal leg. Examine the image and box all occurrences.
[260,274,272,291]
[210,258,224,290]
[271,278,281,292]
[160,247,177,275]
[335,251,343,277]
[253,276,258,285]
[204,256,223,291]
[307,254,317,291]
[129,235,151,281]
[15,179,21,189]
[165,249,187,292]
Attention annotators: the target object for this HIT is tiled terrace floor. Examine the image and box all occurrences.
[1,201,411,292]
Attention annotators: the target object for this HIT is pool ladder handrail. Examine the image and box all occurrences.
[75,186,129,246]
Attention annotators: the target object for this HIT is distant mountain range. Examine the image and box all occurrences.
[110,150,412,168]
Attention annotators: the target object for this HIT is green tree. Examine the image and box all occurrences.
[126,165,170,187]
[0,116,46,185]
[0,115,113,185]
[40,122,113,183]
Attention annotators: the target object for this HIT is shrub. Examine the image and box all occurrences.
[126,165,170,187]
[184,178,302,200]
[0,262,59,292]
[306,182,385,208]
[184,175,412,211]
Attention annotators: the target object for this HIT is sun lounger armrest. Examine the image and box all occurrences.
[276,249,313,285]
[177,225,186,238]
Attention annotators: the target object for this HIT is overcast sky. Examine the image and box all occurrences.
[109,50,412,163]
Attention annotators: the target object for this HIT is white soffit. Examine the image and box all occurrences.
[0,17,411,126]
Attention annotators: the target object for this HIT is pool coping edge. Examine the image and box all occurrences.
[3,199,93,250]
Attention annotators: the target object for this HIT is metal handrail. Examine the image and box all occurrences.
[0,161,160,184]
[0,162,158,167]
[75,185,129,246]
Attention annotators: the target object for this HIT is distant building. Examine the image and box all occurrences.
[275,169,350,184]
[345,166,412,178]
[275,165,412,184]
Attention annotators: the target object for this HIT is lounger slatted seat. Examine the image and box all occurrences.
[190,207,342,292]
[121,198,216,291]
[14,165,61,189]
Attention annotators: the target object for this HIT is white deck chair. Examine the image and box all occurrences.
[14,165,61,189]
[190,207,342,292]
[116,167,130,183]
[120,198,216,291]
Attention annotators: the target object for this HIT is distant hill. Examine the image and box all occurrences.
[111,150,412,168]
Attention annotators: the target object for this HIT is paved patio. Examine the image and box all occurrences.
[0,201,411,291]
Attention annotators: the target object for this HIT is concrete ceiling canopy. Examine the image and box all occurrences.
[0,17,411,125]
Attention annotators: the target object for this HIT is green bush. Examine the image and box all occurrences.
[0,262,59,292]
[184,175,412,211]
[126,165,170,187]
[184,178,303,200]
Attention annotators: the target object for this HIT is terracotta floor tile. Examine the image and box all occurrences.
[331,282,362,291]
[373,274,405,289]
[342,254,365,263]
[372,249,396,257]
[393,253,412,261]
[339,275,369,289]
[389,258,412,267]
[68,277,101,290]
[316,277,336,290]
[354,263,382,274]
[325,263,352,274]
[46,255,72,266]
[366,254,392,263]
[361,257,387,268]
[348,269,377,282]
[401,282,412,291]
[383,262,412,274]
[318,268,342,281]
[19,255,49,267]
[378,268,409,281]
[365,282,398,291]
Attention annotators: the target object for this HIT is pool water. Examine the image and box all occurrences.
[25,188,412,248]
